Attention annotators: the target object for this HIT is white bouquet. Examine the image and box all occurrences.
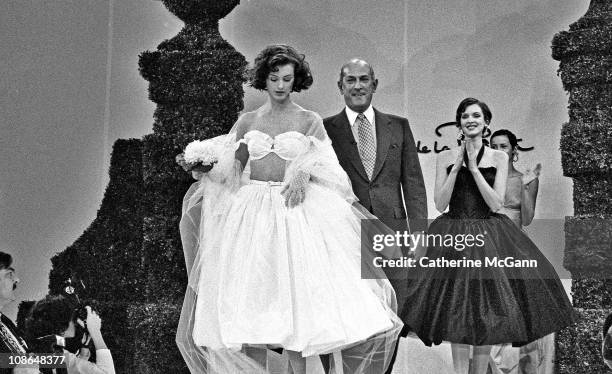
[177,139,222,172]
[184,139,220,165]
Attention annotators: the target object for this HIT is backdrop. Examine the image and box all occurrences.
[1,0,588,319]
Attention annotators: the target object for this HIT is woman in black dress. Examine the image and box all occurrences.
[400,98,573,374]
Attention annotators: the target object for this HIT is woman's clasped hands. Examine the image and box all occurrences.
[450,142,466,174]
[465,141,481,172]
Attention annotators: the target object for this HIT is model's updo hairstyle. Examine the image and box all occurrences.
[249,44,313,92]
[491,128,520,161]
[490,129,518,150]
[455,97,492,128]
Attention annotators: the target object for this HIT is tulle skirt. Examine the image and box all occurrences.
[184,180,402,372]
[400,213,574,347]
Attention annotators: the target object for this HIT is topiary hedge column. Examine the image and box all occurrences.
[133,0,247,372]
[552,1,612,372]
[43,138,145,373]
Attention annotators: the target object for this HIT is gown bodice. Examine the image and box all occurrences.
[503,174,522,211]
[499,174,523,226]
[445,146,497,219]
[242,130,310,161]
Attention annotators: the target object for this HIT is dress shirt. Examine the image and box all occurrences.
[345,105,376,153]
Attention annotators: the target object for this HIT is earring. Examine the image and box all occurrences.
[482,125,490,138]
[456,130,465,146]
[512,152,519,162]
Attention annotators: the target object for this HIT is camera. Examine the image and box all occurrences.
[34,334,66,354]
[61,277,94,356]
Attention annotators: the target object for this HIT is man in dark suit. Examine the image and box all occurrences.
[324,58,427,234]
[0,252,28,374]
[323,58,427,373]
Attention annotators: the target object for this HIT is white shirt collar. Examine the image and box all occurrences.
[345,105,375,127]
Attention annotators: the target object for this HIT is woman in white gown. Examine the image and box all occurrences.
[176,44,402,374]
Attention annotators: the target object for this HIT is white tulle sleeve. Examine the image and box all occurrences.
[285,115,402,262]
[179,133,243,288]
[176,132,248,374]
[284,115,356,202]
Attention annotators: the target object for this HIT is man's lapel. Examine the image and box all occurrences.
[0,314,27,354]
[371,108,391,181]
[331,110,369,181]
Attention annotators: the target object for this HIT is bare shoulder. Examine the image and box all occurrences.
[237,110,259,123]
[234,111,258,138]
[297,107,322,122]
[490,148,509,164]
[295,107,323,132]
[475,147,507,168]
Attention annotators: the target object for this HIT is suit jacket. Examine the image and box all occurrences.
[324,108,427,233]
[0,314,28,374]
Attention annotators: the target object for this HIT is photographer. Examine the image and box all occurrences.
[20,295,114,374]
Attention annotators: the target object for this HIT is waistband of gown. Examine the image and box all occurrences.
[249,179,285,186]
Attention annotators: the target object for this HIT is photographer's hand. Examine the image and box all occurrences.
[78,347,91,360]
[85,306,108,350]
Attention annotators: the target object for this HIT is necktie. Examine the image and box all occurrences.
[356,113,376,179]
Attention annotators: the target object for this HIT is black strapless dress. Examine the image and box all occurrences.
[399,147,574,346]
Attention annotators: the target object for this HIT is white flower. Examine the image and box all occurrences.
[183,139,220,166]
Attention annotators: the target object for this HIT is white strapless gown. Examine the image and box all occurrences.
[191,130,400,356]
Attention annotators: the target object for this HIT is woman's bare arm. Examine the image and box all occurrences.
[434,145,464,213]
[468,149,507,212]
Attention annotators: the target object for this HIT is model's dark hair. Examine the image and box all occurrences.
[0,252,12,270]
[249,44,313,92]
[455,97,492,127]
[490,129,518,150]
[24,295,76,343]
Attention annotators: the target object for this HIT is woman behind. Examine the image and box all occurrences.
[176,44,402,374]
[489,129,553,374]
[19,295,115,374]
[491,129,540,228]
[399,98,573,374]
